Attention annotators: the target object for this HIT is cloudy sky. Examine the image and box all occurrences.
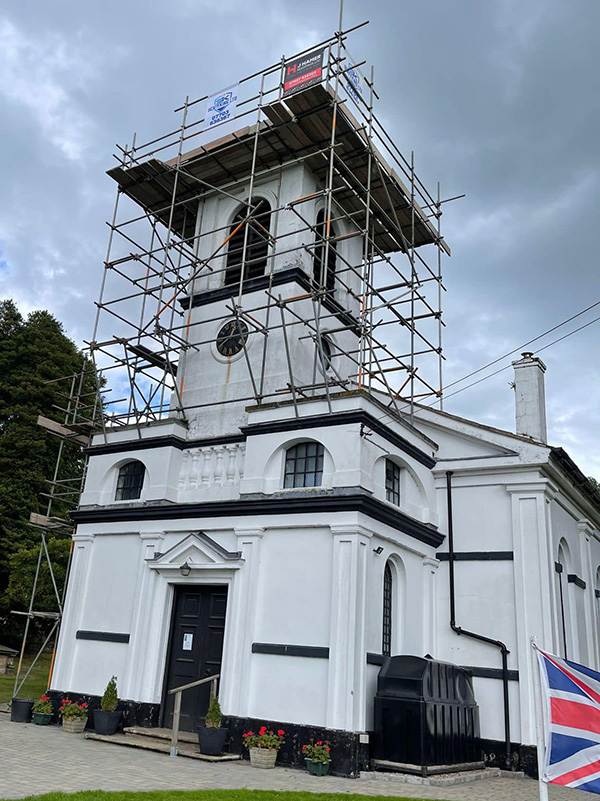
[0,0,598,476]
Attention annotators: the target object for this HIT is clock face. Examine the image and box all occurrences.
[216,319,249,357]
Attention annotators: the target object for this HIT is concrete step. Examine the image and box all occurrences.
[359,766,523,787]
[123,726,198,744]
[85,731,241,762]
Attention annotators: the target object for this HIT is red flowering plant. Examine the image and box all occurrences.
[32,695,53,715]
[242,725,285,750]
[302,738,331,764]
[59,698,88,720]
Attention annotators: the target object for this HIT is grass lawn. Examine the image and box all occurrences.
[1,792,436,801]
[0,650,53,705]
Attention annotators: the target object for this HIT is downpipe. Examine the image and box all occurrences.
[446,471,512,772]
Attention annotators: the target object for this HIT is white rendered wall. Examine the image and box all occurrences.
[177,162,364,438]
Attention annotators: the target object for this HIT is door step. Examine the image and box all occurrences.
[124,726,198,744]
[85,728,241,762]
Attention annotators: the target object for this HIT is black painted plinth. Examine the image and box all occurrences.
[225,716,369,777]
[480,737,537,777]
[45,690,160,729]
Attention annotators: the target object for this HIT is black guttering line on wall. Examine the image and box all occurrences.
[181,266,361,335]
[436,551,514,562]
[366,653,519,680]
[252,643,329,658]
[71,491,443,548]
[76,630,130,643]
[567,574,587,590]
[446,471,512,771]
[86,409,436,468]
[242,409,436,469]
[87,433,245,457]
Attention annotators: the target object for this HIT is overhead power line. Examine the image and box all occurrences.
[443,300,600,392]
[439,313,600,402]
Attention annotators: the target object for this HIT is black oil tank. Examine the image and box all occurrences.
[373,655,481,771]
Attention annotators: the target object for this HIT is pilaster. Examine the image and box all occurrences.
[506,480,556,746]
[326,524,372,731]
[122,532,165,700]
[578,520,598,668]
[422,556,440,657]
[50,532,96,691]
[221,527,264,717]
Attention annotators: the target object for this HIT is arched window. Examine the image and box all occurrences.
[382,561,393,656]
[115,461,145,501]
[284,442,324,488]
[385,459,401,506]
[225,198,271,286]
[317,333,334,374]
[556,543,570,659]
[313,208,337,294]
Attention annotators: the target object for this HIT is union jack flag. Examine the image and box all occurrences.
[537,647,600,794]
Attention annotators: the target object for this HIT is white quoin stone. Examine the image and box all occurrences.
[512,352,547,443]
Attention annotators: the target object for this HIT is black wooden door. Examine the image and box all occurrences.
[162,585,228,732]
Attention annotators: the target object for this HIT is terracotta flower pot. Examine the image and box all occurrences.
[62,717,86,733]
[249,747,278,768]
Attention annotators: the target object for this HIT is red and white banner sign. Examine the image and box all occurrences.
[282,47,326,98]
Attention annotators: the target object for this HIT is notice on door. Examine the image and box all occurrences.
[183,633,193,651]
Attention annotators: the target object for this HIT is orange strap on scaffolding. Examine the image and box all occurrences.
[155,219,246,320]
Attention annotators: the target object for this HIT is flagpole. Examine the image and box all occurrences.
[531,637,549,801]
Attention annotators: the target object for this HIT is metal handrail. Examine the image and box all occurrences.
[167,673,219,757]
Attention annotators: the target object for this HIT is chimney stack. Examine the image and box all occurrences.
[511,352,547,443]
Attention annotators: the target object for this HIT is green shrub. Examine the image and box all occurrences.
[100,676,118,712]
[205,696,222,728]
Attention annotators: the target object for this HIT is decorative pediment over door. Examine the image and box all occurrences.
[147,531,243,573]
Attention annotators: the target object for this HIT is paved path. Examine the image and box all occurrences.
[0,714,575,801]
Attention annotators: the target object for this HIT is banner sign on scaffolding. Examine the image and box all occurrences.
[283,47,326,98]
[345,64,363,104]
[205,84,239,127]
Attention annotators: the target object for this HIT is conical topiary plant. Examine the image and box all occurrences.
[101,676,118,712]
[204,696,222,728]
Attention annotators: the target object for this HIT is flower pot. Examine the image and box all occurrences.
[305,758,331,776]
[93,709,122,736]
[197,726,228,756]
[32,712,53,726]
[62,717,87,733]
[10,698,34,723]
[249,747,278,769]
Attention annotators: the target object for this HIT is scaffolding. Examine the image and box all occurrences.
[87,19,450,439]
[11,12,454,700]
[11,370,101,697]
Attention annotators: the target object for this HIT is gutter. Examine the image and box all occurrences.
[446,471,512,771]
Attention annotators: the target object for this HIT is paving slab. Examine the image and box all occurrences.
[0,715,575,801]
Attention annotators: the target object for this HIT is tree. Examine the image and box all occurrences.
[0,300,98,648]
[588,477,600,502]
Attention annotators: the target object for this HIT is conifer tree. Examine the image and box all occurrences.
[0,299,98,647]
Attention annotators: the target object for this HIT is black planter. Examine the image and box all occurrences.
[197,726,228,755]
[93,709,122,735]
[11,698,34,723]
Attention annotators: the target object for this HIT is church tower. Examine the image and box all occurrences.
[50,33,455,776]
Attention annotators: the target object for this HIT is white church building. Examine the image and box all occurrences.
[49,61,600,777]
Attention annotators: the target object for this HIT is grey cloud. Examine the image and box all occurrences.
[0,0,598,475]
